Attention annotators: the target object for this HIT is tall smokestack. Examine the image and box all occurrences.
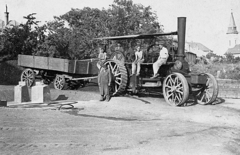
[5,5,9,26]
[177,17,186,61]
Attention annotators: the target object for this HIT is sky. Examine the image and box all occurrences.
[0,0,240,55]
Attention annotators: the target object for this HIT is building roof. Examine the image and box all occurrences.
[186,42,212,52]
[227,12,238,34]
[0,19,4,29]
[5,20,19,27]
[0,20,20,32]
[226,44,240,54]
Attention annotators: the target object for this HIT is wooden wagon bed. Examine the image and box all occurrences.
[18,55,99,75]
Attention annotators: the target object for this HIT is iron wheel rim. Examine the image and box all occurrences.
[21,69,35,87]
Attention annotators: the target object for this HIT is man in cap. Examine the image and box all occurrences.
[98,63,112,101]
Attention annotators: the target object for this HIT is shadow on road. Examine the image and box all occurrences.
[124,94,151,104]
[212,97,225,105]
[55,95,69,101]
[123,88,164,104]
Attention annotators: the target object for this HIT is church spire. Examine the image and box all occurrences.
[227,11,238,34]
[4,4,9,25]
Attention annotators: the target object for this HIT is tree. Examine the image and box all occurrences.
[224,52,234,63]
[0,1,164,60]
[60,7,108,59]
[106,0,162,51]
[206,52,217,59]
[108,0,161,36]
[35,17,72,59]
[57,0,162,59]
[0,13,40,60]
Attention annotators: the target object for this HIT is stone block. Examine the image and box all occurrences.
[31,82,51,103]
[14,81,30,103]
[0,100,7,106]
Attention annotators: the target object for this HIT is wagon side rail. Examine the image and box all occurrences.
[18,54,99,75]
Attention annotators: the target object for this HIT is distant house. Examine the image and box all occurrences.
[185,42,212,57]
[226,44,240,57]
[0,19,4,30]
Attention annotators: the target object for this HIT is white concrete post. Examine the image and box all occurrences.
[31,82,51,103]
[14,81,30,103]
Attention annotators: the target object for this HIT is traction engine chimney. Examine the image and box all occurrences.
[177,17,186,61]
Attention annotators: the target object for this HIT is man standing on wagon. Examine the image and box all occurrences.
[151,43,169,79]
[98,64,112,102]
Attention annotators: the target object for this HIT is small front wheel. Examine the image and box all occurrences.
[195,73,218,105]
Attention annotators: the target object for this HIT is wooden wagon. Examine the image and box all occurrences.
[18,55,99,90]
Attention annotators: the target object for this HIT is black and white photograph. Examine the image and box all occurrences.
[0,0,240,154]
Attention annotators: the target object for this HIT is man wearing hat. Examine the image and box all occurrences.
[98,63,112,101]
[115,43,124,52]
[151,43,169,79]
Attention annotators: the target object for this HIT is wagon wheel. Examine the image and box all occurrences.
[110,51,125,63]
[53,75,66,90]
[20,68,35,87]
[104,60,128,96]
[163,73,189,106]
[196,73,218,105]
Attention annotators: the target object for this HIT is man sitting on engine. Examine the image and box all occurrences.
[131,44,144,76]
[150,44,169,79]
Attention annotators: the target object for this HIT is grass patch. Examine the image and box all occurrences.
[191,62,240,80]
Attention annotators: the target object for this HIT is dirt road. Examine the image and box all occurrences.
[1,88,240,155]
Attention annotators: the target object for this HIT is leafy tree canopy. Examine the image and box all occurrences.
[0,0,163,60]
[0,13,40,60]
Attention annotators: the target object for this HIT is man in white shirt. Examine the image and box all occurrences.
[131,45,144,76]
[150,44,169,78]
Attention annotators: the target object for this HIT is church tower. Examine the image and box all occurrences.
[226,11,238,48]
[0,5,19,33]
[4,5,9,26]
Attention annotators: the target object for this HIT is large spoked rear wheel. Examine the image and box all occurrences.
[54,75,66,90]
[163,73,189,106]
[21,68,35,87]
[104,60,128,96]
[196,73,218,105]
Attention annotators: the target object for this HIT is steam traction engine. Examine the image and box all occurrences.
[18,17,218,106]
[96,17,219,106]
